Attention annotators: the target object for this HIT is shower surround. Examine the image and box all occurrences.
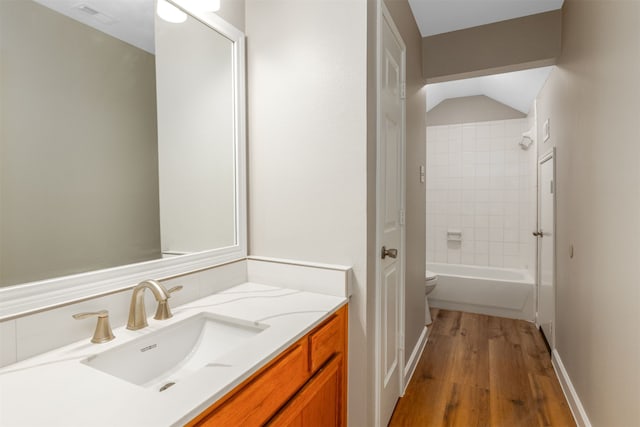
[426,118,537,277]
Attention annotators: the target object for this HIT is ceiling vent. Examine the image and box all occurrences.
[73,3,116,25]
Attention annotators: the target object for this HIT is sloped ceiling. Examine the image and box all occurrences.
[426,66,554,114]
[408,0,564,37]
[34,0,154,53]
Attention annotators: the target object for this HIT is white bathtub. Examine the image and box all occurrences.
[427,263,535,321]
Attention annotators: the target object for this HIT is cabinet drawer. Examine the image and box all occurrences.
[309,309,345,373]
[192,339,309,427]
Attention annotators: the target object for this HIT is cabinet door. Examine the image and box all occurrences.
[189,341,309,427]
[268,354,344,427]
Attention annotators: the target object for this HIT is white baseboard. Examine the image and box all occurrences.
[552,349,592,427]
[402,326,428,395]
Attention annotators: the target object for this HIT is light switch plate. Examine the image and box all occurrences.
[543,118,550,142]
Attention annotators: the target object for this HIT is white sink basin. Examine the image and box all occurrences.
[82,313,268,391]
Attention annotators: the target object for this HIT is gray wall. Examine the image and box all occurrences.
[423,10,562,83]
[0,1,160,286]
[427,95,525,126]
[535,1,640,424]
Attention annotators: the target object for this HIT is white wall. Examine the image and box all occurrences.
[245,1,369,424]
[426,119,536,272]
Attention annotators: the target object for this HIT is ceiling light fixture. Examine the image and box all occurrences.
[157,0,187,23]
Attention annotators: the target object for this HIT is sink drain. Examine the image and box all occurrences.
[159,382,176,392]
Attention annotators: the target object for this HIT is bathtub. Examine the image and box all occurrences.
[427,263,535,321]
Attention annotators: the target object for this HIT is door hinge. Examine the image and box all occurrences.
[400,81,406,100]
[399,209,405,226]
[550,180,555,194]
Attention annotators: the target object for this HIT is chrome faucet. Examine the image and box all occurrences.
[126,279,171,330]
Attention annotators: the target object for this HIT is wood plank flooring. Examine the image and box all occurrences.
[389,309,576,427]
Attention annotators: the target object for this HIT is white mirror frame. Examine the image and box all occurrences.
[0,6,247,320]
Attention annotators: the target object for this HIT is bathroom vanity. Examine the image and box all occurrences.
[188,303,347,426]
[0,280,348,426]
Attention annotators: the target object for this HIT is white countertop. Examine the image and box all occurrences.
[0,282,347,427]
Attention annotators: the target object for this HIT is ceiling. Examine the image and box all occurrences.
[34,0,155,53]
[407,0,564,37]
[426,66,553,114]
[408,1,563,114]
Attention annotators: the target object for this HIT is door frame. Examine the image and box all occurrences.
[537,148,557,349]
[374,3,406,426]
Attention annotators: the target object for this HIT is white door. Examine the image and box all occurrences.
[377,6,405,427]
[537,151,555,347]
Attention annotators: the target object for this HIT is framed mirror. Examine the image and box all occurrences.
[0,0,246,319]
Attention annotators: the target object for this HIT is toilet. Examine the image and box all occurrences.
[425,270,438,325]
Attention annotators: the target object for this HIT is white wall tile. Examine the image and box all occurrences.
[476,152,491,164]
[489,215,504,228]
[489,253,504,267]
[461,215,475,227]
[489,228,504,242]
[504,242,520,256]
[426,119,537,270]
[476,124,491,138]
[476,138,491,151]
[489,242,504,256]
[490,122,505,138]
[504,255,520,268]
[504,228,519,242]
[461,253,475,265]
[475,254,489,266]
[426,251,435,262]
[476,228,489,241]
[476,165,491,177]
[474,215,489,228]
[475,191,490,203]
[475,241,489,255]
[490,138,505,151]
[489,203,503,216]
[447,248,461,264]
[476,203,490,215]
[474,177,491,189]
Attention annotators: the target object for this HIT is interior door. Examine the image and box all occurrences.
[377,6,405,427]
[537,151,555,347]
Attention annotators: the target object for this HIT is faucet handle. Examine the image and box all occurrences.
[73,310,115,344]
[154,285,183,320]
[167,285,183,294]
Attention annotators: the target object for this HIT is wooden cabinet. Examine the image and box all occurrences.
[187,305,347,427]
[267,354,344,427]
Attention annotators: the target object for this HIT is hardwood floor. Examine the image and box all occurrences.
[389,309,576,427]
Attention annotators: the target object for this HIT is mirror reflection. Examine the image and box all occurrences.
[0,0,237,287]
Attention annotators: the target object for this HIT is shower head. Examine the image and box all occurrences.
[519,128,534,150]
